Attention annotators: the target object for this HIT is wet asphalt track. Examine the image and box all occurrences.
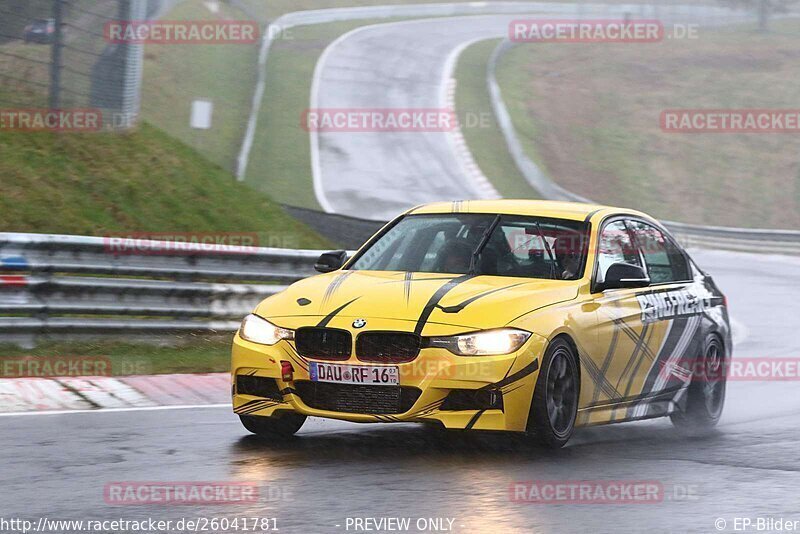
[1,249,799,533]
[310,7,746,220]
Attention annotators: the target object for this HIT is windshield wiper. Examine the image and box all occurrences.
[534,221,558,280]
[469,215,501,274]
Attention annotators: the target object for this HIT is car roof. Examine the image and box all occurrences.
[408,199,652,224]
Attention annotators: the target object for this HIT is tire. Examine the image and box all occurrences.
[670,335,726,434]
[239,412,306,439]
[526,337,580,449]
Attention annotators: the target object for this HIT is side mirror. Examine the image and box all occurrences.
[314,250,348,273]
[599,262,650,291]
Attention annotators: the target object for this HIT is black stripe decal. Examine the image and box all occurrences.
[439,282,528,314]
[378,276,454,286]
[465,409,485,430]
[317,297,360,328]
[409,399,443,414]
[234,399,262,413]
[590,314,620,405]
[583,386,683,411]
[281,346,309,372]
[611,322,651,419]
[640,316,689,394]
[407,399,445,418]
[404,272,413,304]
[615,321,651,391]
[481,358,539,391]
[613,317,657,362]
[322,271,353,305]
[241,402,280,415]
[621,324,656,399]
[501,383,526,396]
[580,353,621,400]
[235,400,280,415]
[413,274,475,335]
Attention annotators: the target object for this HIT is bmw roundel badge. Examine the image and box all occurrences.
[352,319,367,329]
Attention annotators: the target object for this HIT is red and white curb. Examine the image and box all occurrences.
[0,373,229,415]
[441,37,501,201]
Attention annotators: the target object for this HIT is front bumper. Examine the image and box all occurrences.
[231,330,546,432]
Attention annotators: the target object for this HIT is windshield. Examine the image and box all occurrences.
[348,214,588,280]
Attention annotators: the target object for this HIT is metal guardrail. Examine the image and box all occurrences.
[0,232,324,345]
[661,222,800,256]
[3,218,800,348]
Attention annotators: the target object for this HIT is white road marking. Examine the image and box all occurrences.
[0,403,230,418]
[440,38,501,200]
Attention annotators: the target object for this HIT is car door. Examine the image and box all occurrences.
[584,218,653,423]
[625,219,705,418]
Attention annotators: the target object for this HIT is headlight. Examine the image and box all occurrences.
[427,328,531,356]
[239,314,294,345]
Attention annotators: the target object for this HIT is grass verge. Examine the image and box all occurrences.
[237,0,716,23]
[454,39,539,199]
[244,18,416,209]
[140,0,258,171]
[0,119,331,248]
[0,337,231,376]
[489,20,800,228]
[142,2,426,210]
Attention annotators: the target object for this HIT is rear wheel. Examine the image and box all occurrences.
[671,335,726,434]
[527,338,579,449]
[239,412,306,439]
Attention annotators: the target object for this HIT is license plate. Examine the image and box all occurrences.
[309,362,399,386]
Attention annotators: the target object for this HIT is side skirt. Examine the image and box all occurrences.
[576,386,687,427]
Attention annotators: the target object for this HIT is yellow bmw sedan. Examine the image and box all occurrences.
[231,200,730,448]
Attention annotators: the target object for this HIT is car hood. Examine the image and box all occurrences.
[255,270,580,333]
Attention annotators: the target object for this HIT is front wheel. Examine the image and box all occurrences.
[670,335,726,434]
[239,412,306,439]
[527,338,579,449]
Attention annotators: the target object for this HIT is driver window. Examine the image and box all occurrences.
[596,220,642,283]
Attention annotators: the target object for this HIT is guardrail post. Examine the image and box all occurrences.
[49,0,65,110]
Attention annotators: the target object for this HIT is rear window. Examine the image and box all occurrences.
[627,220,690,284]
